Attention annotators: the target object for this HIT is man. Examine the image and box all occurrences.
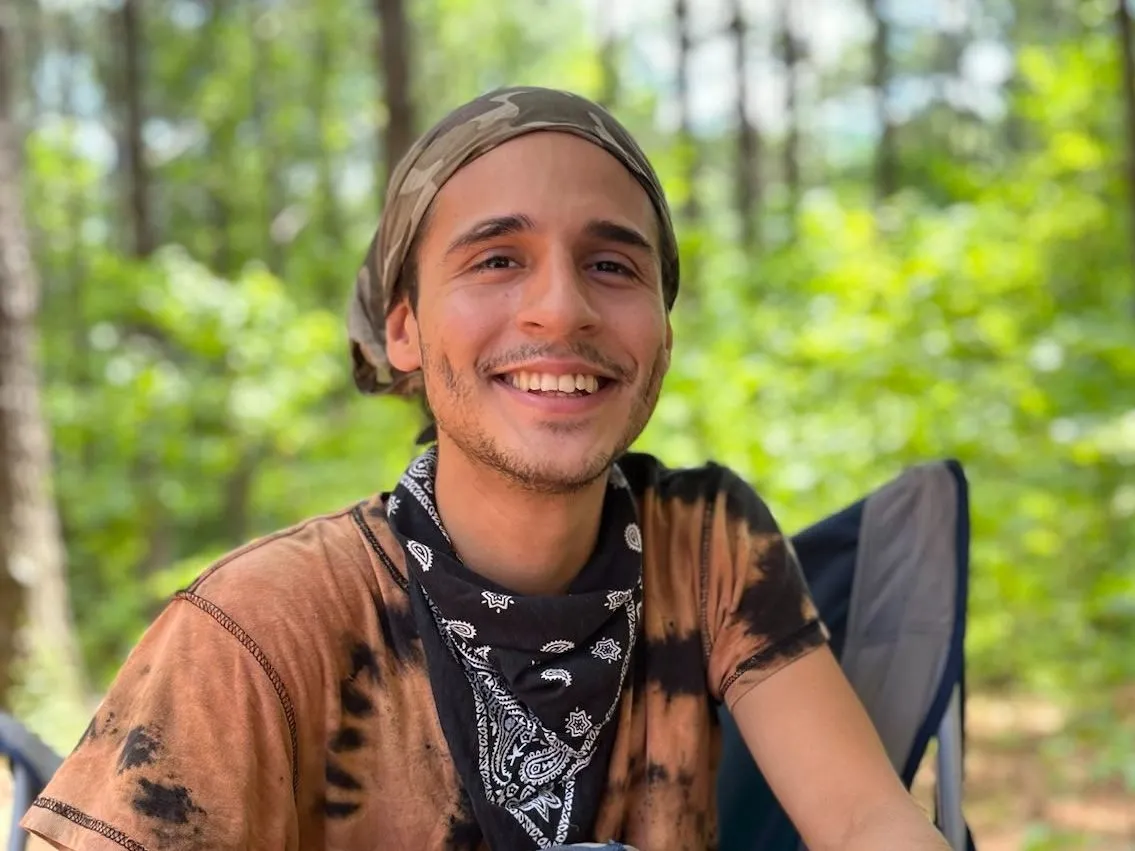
[22,87,950,850]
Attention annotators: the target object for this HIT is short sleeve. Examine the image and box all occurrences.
[20,594,297,851]
[703,470,829,711]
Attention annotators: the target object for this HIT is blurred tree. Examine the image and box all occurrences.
[729,0,762,252]
[118,0,154,259]
[249,1,284,276]
[376,0,414,195]
[596,6,620,109]
[866,0,898,200]
[1116,0,1135,293]
[674,0,700,227]
[0,8,86,710]
[779,0,802,229]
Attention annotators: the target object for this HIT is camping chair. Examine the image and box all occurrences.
[717,458,976,851]
[1,712,62,851]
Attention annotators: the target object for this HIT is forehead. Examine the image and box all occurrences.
[423,132,659,242]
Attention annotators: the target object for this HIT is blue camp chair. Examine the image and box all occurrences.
[717,458,976,850]
[1,712,62,851]
[5,460,975,851]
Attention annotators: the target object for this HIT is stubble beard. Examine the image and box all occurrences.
[421,342,668,496]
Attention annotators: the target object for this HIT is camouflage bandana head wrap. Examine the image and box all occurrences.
[347,85,680,396]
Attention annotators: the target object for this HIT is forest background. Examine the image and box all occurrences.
[0,0,1132,847]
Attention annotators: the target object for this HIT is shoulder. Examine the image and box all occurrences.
[174,500,392,671]
[619,451,778,534]
[190,501,376,599]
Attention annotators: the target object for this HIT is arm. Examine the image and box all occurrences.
[703,469,949,851]
[729,646,951,851]
[20,593,298,851]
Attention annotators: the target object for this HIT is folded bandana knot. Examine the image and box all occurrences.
[347,86,680,399]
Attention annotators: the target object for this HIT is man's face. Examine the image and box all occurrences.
[385,132,672,494]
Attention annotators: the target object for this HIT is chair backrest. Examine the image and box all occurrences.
[837,459,968,786]
[2,712,64,851]
[0,713,62,792]
[716,459,971,851]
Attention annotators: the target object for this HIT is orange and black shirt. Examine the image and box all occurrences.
[23,453,827,851]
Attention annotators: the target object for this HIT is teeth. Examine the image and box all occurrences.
[507,372,602,394]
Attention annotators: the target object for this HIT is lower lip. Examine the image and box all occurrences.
[492,377,614,415]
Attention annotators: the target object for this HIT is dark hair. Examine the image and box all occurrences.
[398,245,421,312]
[389,208,431,315]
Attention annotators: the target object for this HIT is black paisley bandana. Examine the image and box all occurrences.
[385,448,643,849]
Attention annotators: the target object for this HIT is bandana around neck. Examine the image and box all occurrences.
[385,448,643,849]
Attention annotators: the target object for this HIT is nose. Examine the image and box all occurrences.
[514,248,600,338]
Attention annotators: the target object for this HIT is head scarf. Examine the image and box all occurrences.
[347,86,680,397]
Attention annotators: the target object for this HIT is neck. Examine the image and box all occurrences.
[432,442,608,596]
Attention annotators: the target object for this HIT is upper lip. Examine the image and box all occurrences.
[493,360,617,380]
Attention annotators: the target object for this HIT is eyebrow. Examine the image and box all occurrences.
[445,214,535,257]
[584,219,655,255]
[444,214,657,259]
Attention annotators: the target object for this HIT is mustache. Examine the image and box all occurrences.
[478,342,633,383]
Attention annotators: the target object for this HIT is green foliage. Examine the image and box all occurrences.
[12,0,1133,712]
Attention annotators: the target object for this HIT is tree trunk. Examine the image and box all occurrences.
[15,0,42,129]
[0,13,87,709]
[1003,8,1026,152]
[251,12,283,276]
[1116,0,1135,311]
[597,7,620,109]
[374,0,414,199]
[60,9,94,479]
[205,0,231,274]
[730,0,761,251]
[780,0,800,232]
[119,0,154,258]
[867,0,897,201]
[314,13,343,265]
[221,446,263,546]
[675,0,700,226]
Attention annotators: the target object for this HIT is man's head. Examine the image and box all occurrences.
[348,87,680,493]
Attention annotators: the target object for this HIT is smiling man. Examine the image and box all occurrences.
[23,88,950,851]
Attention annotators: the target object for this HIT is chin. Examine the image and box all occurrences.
[507,436,618,494]
[444,420,618,495]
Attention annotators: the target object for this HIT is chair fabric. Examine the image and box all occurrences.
[2,712,64,851]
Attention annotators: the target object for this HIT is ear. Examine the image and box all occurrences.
[661,315,673,373]
[385,297,422,374]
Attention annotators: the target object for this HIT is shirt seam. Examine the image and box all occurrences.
[172,591,300,797]
[29,797,150,851]
[350,504,409,593]
[718,617,827,696]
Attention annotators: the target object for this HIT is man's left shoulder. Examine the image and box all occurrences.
[618,451,779,533]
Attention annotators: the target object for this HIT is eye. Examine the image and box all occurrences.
[591,259,634,277]
[473,255,519,272]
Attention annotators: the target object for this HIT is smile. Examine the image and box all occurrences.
[499,371,611,396]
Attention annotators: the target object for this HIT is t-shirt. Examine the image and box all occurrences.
[22,453,828,851]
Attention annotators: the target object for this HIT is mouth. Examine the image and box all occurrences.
[492,370,616,399]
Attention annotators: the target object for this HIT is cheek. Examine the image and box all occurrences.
[616,308,669,365]
[422,291,504,364]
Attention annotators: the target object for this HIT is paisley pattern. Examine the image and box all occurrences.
[386,448,644,848]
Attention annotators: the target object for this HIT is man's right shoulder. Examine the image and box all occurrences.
[172,497,404,657]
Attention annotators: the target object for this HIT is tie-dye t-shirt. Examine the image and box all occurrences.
[22,454,827,851]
